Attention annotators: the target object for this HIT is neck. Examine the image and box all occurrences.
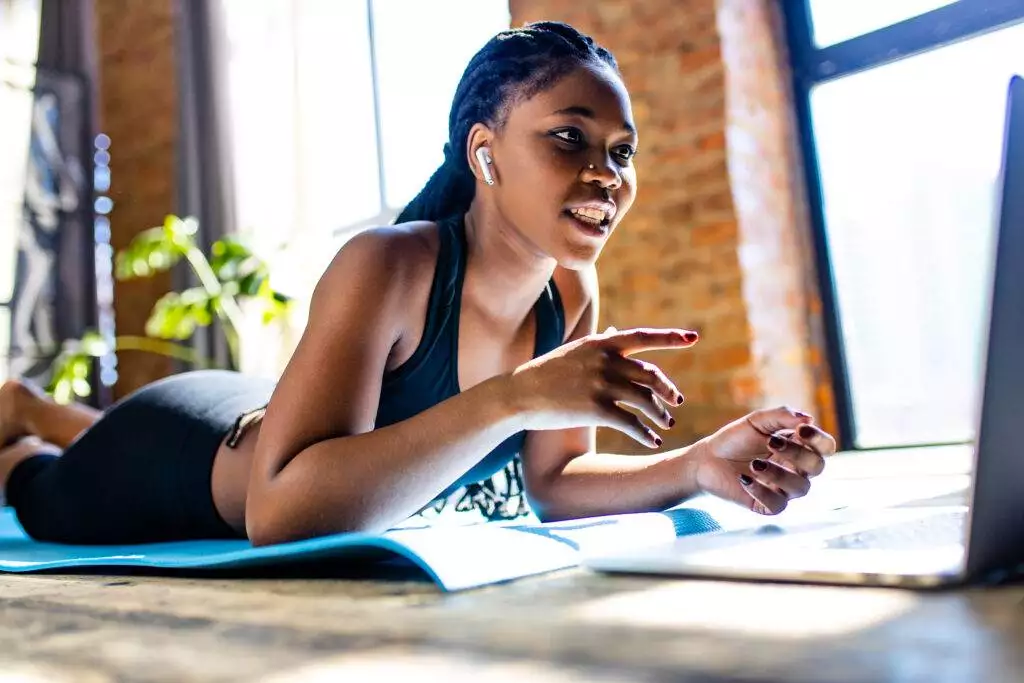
[460,198,556,326]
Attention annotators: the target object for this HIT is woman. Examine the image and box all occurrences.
[0,22,835,547]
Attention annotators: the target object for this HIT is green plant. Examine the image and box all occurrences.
[47,215,291,404]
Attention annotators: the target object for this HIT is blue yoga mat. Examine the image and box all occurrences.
[0,508,429,575]
[0,507,720,591]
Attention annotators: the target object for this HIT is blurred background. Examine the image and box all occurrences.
[1,0,1022,456]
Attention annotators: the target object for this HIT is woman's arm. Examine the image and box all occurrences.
[245,229,527,545]
[525,410,831,522]
[521,269,831,522]
[521,269,704,520]
[524,429,708,522]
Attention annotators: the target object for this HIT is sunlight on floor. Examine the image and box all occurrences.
[0,667,104,683]
[571,582,917,639]
[260,649,617,683]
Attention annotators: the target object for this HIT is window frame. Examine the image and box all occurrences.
[330,0,454,240]
[781,0,1024,449]
[341,0,398,239]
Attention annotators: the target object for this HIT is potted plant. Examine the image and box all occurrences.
[48,215,291,403]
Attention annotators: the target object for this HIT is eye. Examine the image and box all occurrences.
[552,128,584,145]
[613,145,637,164]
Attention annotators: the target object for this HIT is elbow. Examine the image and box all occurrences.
[245,505,292,547]
[244,444,417,545]
[245,472,294,546]
[533,509,563,524]
[244,494,291,547]
[245,484,382,547]
[523,479,573,524]
[532,504,577,525]
[246,504,372,547]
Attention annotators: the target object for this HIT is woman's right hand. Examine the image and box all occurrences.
[507,327,699,448]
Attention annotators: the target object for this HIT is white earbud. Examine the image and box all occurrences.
[475,146,495,186]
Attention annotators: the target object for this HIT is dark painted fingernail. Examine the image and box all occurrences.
[668,417,675,428]
[751,459,768,472]
[675,394,684,405]
[654,436,663,447]
[683,332,698,343]
[739,474,753,486]
[798,424,817,439]
[768,435,786,450]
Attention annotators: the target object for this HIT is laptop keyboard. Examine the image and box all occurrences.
[820,510,967,551]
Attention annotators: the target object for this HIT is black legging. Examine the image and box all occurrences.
[5,371,275,544]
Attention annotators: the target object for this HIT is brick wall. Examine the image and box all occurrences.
[93,0,179,398]
[718,0,838,440]
[509,0,837,452]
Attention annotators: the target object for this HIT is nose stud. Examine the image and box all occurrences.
[587,163,596,170]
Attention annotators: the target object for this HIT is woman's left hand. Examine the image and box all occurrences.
[690,407,837,515]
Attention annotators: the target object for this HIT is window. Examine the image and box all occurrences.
[371,1,510,207]
[808,0,958,47]
[220,0,509,375]
[0,0,41,383]
[784,1,1024,448]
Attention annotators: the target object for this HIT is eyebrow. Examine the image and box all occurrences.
[553,105,636,134]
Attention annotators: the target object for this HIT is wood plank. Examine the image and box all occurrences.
[1,571,1022,682]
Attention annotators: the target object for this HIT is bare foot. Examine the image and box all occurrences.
[0,380,33,447]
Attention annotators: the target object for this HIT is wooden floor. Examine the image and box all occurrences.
[2,566,1023,682]
[2,447,1021,682]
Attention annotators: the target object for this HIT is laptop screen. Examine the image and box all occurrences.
[966,75,1024,578]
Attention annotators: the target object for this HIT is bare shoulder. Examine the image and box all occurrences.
[309,220,444,371]
[552,264,599,340]
[313,221,439,306]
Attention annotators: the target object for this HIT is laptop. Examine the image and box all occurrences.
[585,75,1024,589]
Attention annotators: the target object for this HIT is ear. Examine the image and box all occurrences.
[466,123,497,185]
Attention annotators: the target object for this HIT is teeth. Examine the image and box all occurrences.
[570,208,607,224]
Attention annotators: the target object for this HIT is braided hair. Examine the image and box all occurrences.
[395,21,619,224]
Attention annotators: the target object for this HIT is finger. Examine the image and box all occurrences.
[750,458,811,498]
[745,406,813,437]
[767,433,825,477]
[738,473,788,515]
[608,355,684,406]
[605,328,699,355]
[608,383,673,430]
[602,403,662,449]
[795,423,837,458]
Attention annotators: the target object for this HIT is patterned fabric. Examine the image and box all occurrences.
[417,457,531,523]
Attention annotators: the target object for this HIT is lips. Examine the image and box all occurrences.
[563,210,611,238]
[565,200,610,227]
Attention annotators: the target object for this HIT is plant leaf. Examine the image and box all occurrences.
[53,379,74,405]
[145,287,216,340]
[71,377,92,398]
[80,331,110,357]
[116,226,184,280]
[251,277,293,325]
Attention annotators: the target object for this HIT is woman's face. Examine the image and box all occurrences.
[486,63,638,269]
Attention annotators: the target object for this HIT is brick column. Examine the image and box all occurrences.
[717,0,838,439]
[93,0,178,398]
[509,0,837,451]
